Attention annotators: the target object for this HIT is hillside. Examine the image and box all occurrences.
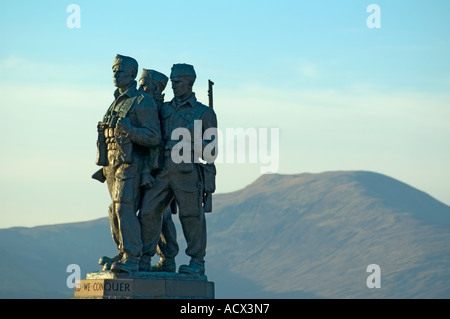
[1,171,449,298]
[208,171,450,298]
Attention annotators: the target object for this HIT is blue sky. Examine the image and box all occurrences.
[1,1,449,227]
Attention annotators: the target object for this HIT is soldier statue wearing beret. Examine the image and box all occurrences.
[94,54,161,273]
[138,68,179,272]
[139,63,218,275]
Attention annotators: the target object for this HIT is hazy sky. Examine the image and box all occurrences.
[1,1,449,228]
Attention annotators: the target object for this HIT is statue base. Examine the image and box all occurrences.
[73,271,215,299]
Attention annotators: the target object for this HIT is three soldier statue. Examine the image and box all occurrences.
[93,54,218,275]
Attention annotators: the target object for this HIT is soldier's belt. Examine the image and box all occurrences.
[162,148,204,158]
[162,149,195,157]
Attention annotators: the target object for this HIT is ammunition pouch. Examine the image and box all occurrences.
[96,94,137,167]
[199,162,216,213]
[200,163,216,193]
[99,125,134,164]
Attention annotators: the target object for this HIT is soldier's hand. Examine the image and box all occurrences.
[115,117,132,135]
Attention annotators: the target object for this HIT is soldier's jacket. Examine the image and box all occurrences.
[139,92,165,188]
[103,81,161,174]
[161,93,216,161]
[159,93,217,193]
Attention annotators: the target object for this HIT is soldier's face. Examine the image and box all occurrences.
[171,77,192,99]
[139,78,158,96]
[113,64,135,89]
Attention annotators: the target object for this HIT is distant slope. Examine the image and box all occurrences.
[1,171,449,298]
[206,171,450,298]
[0,219,116,298]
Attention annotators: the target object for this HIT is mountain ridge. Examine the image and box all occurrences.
[207,170,450,298]
[1,170,449,298]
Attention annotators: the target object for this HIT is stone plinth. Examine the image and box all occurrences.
[73,271,214,299]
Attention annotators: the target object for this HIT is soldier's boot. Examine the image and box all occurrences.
[178,258,205,275]
[139,254,152,272]
[111,255,139,273]
[151,257,176,273]
[98,253,123,271]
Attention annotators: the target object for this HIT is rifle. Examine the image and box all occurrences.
[208,80,214,109]
[203,80,215,213]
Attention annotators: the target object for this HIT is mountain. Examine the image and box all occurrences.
[0,219,115,298]
[207,171,450,298]
[1,171,450,298]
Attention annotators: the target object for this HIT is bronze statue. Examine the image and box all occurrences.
[93,54,161,273]
[139,63,218,275]
[138,69,179,272]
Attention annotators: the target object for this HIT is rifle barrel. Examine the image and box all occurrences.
[208,79,214,109]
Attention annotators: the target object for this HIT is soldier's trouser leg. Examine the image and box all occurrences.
[105,163,143,259]
[139,171,173,257]
[114,171,144,258]
[112,201,141,258]
[172,170,206,261]
[105,167,121,253]
[157,207,179,259]
[107,203,121,250]
[177,193,206,260]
